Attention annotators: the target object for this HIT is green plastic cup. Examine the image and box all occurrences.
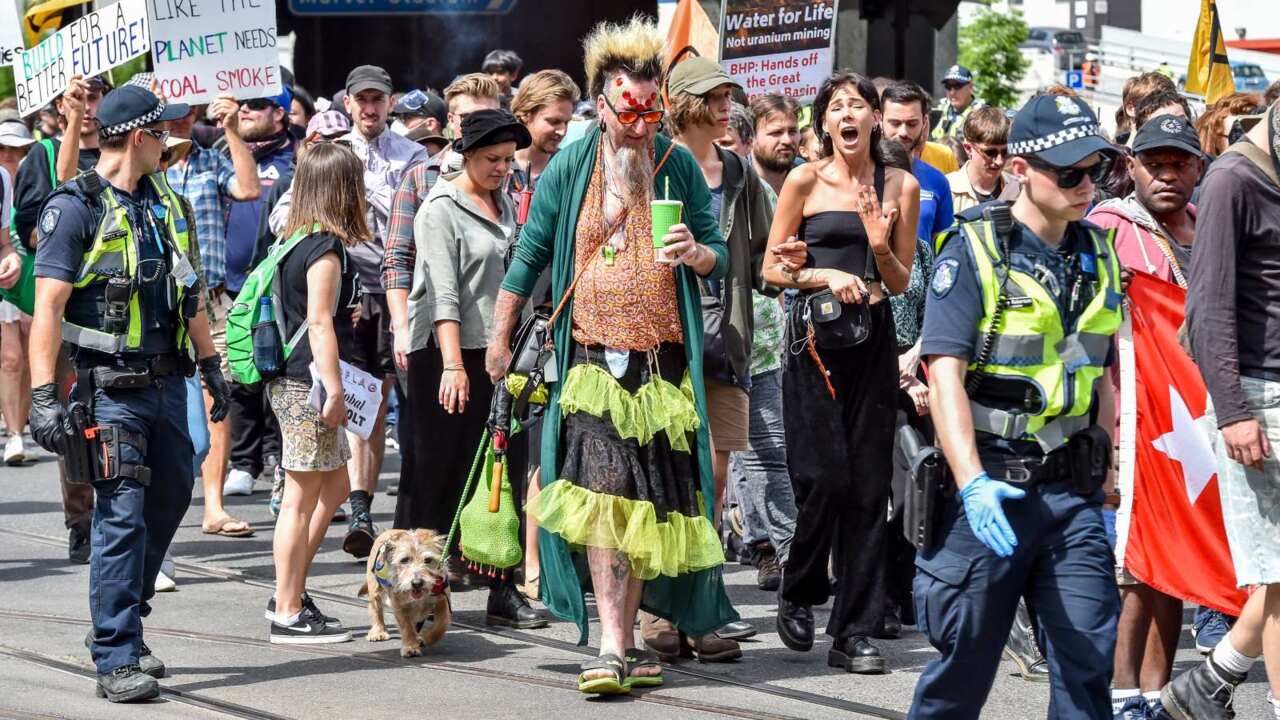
[650,200,682,261]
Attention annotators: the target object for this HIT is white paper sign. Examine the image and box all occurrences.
[12,0,151,117]
[718,0,838,104]
[309,360,383,441]
[148,0,281,105]
[0,0,23,70]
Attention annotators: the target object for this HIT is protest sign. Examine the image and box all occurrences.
[0,0,22,70]
[12,0,150,117]
[149,0,281,104]
[718,0,838,103]
[309,360,384,441]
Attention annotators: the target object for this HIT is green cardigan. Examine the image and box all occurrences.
[500,129,739,644]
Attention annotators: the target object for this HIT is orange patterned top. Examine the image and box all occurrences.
[571,146,683,351]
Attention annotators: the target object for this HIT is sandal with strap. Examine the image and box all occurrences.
[623,647,663,689]
[577,653,630,695]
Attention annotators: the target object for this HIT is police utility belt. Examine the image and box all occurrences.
[61,355,188,488]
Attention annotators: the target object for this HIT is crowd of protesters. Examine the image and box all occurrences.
[2,12,1280,718]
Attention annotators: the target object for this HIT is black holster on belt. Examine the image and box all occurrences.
[1067,426,1110,496]
[64,367,152,487]
[900,424,950,551]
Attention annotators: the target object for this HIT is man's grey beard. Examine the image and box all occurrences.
[613,143,653,203]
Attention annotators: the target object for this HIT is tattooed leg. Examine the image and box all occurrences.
[587,545,633,665]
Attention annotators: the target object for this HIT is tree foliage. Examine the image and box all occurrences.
[958,8,1030,109]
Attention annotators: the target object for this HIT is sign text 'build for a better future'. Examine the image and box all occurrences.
[14,0,150,116]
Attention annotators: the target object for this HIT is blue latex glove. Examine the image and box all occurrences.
[959,473,1027,557]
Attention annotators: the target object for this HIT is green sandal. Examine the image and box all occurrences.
[578,653,630,695]
[623,647,664,689]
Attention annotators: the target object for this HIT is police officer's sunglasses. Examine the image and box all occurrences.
[140,128,170,144]
[600,94,665,126]
[1026,155,1112,189]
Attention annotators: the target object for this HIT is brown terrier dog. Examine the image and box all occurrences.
[358,528,451,657]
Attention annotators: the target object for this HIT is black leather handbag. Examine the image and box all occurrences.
[804,289,871,349]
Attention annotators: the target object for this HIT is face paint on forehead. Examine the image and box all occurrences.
[607,76,661,111]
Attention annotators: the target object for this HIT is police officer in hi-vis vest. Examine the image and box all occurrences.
[27,85,230,703]
[909,94,1124,719]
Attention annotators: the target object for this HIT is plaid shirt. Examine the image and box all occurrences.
[166,143,235,289]
[381,156,441,291]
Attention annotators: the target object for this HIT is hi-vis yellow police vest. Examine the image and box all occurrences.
[960,219,1123,452]
[62,172,193,355]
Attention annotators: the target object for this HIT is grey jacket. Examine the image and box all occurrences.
[408,174,516,351]
[707,146,776,387]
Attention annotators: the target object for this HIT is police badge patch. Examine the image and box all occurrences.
[931,258,960,298]
[39,207,60,236]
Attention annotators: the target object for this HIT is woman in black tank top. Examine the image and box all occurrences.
[759,73,921,673]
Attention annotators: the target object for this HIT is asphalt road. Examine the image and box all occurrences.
[0,435,1272,719]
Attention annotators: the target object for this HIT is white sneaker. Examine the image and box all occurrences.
[154,555,177,593]
[4,434,25,465]
[224,468,256,496]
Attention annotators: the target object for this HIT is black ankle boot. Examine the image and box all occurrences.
[776,593,814,652]
[1161,654,1246,720]
[828,635,886,674]
[486,582,549,629]
[95,664,159,703]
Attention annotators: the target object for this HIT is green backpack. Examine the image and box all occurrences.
[226,224,335,385]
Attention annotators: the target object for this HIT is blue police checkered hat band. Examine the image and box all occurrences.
[100,100,172,137]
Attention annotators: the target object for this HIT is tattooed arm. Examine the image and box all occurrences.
[486,290,529,382]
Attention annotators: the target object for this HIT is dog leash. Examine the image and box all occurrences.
[443,428,491,559]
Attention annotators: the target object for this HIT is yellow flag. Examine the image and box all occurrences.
[1185,0,1235,103]
[21,0,89,47]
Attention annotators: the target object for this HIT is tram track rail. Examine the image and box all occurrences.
[1,524,908,720]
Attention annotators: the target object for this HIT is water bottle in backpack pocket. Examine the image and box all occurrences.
[252,296,284,381]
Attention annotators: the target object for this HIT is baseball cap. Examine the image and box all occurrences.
[667,57,740,97]
[307,109,352,139]
[0,120,34,148]
[943,65,973,85]
[346,65,393,96]
[394,89,447,125]
[453,109,531,153]
[1131,114,1203,158]
[1008,94,1117,168]
[258,85,294,112]
[96,86,189,137]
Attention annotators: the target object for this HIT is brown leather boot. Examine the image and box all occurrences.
[640,612,683,662]
[684,632,742,663]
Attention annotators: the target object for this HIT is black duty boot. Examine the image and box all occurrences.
[69,524,91,565]
[342,491,377,559]
[1161,655,1246,720]
[1005,600,1050,682]
[84,633,164,679]
[828,635,886,674]
[776,593,814,652]
[95,664,159,703]
[486,582,549,629]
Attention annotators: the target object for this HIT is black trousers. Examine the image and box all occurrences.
[393,348,526,548]
[228,381,281,478]
[781,300,897,639]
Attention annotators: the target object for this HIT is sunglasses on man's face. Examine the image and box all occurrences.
[1027,156,1112,188]
[140,128,170,144]
[943,83,968,91]
[971,144,1007,163]
[242,99,276,112]
[600,94,665,126]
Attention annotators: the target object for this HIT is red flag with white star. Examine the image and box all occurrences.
[1121,272,1246,614]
